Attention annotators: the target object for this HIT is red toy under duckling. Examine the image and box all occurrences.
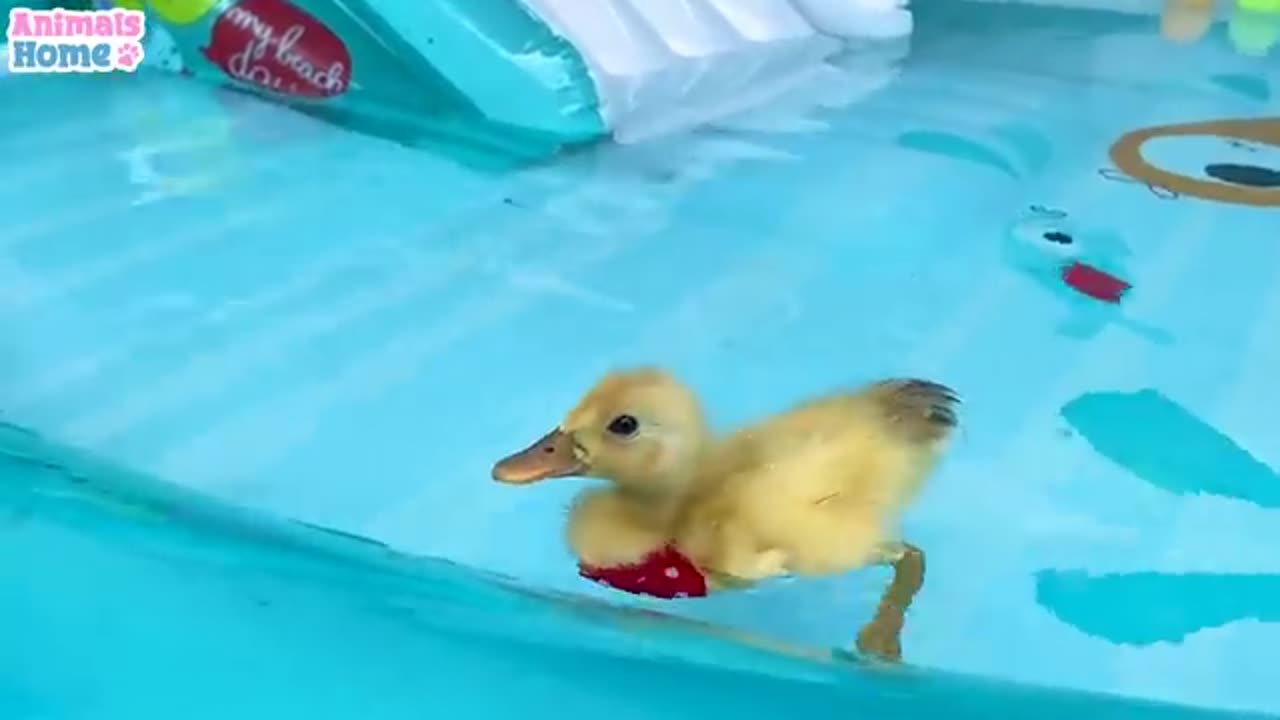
[489,425,710,600]
[579,544,708,599]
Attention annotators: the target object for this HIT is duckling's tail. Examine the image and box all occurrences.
[866,379,961,447]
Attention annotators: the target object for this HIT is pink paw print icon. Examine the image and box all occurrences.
[115,42,143,70]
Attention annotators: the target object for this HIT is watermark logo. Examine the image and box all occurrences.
[6,8,146,74]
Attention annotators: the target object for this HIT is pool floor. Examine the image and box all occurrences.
[1,0,1277,714]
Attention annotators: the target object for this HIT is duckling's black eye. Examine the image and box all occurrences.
[606,414,639,438]
[1043,230,1073,245]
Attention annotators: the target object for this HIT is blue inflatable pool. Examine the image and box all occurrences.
[2,423,1270,719]
[1,0,1278,717]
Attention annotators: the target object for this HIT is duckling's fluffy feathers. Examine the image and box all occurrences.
[675,379,959,581]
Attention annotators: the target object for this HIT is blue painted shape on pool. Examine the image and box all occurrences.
[1036,570,1280,646]
[896,130,1021,177]
[3,0,1280,715]
[1062,389,1280,508]
[1210,73,1272,102]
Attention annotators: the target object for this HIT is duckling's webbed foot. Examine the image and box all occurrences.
[871,379,960,445]
[855,542,925,663]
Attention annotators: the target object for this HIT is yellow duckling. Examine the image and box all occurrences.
[492,368,959,661]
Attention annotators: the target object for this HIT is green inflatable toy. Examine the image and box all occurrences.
[69,0,608,164]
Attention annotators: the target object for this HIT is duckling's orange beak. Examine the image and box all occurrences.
[492,429,586,484]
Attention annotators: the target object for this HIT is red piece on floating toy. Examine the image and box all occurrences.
[579,545,708,599]
[1061,261,1131,304]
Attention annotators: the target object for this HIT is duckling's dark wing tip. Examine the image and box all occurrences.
[875,378,962,443]
[900,379,961,404]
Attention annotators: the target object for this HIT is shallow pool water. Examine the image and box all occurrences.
[4,422,1261,720]
[1,0,1277,716]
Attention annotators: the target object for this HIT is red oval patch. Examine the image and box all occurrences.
[201,0,351,99]
[1061,261,1131,304]
[579,545,708,600]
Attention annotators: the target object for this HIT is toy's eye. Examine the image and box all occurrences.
[1043,231,1073,245]
[606,415,639,438]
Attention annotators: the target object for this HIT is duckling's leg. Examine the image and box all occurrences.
[855,541,925,663]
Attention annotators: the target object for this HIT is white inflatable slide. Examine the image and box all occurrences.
[516,0,912,142]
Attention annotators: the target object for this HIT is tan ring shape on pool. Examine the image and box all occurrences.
[1109,117,1280,208]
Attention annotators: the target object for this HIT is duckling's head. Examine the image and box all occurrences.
[492,368,708,496]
